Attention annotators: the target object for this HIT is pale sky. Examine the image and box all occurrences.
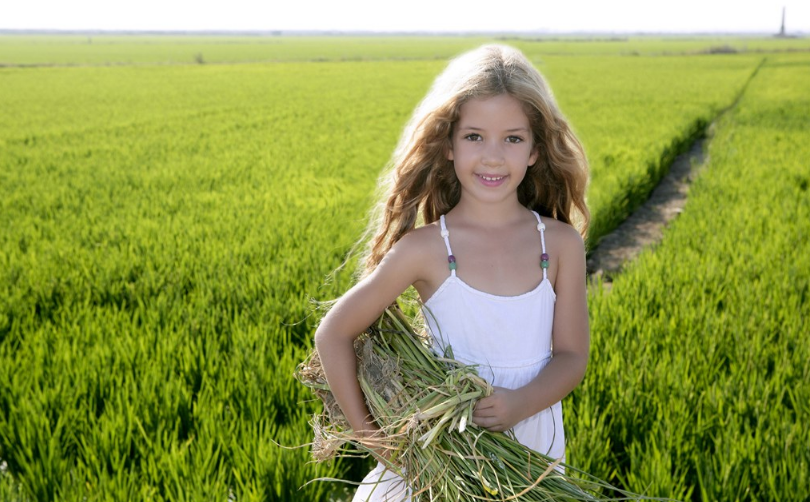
[2,0,808,34]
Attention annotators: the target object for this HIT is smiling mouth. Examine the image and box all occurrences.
[478,174,505,182]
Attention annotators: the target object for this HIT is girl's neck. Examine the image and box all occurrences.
[450,198,528,229]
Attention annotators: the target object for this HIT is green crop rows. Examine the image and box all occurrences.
[2,35,810,66]
[569,53,810,500]
[1,37,808,500]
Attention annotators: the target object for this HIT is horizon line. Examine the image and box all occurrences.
[1,28,806,37]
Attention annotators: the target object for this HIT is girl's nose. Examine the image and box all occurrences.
[482,140,505,166]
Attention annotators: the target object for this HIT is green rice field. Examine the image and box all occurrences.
[0,35,808,501]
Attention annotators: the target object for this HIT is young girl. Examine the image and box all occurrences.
[314,44,591,501]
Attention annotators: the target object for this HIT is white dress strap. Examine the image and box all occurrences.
[439,215,457,277]
[531,211,549,280]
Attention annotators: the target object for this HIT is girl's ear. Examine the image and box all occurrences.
[529,146,539,167]
[446,144,454,161]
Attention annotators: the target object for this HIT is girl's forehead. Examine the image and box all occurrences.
[456,94,532,126]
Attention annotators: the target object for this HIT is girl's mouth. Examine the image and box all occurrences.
[476,174,506,187]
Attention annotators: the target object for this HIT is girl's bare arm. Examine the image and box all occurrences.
[314,234,427,434]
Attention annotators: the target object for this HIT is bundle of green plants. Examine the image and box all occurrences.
[296,306,649,501]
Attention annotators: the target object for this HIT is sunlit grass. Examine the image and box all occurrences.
[0,40,806,500]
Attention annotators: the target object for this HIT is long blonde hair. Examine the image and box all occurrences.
[359,44,589,277]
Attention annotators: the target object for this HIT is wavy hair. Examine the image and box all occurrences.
[357,44,589,278]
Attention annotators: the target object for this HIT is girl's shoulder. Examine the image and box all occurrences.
[392,220,444,255]
[539,217,586,291]
[379,221,447,291]
[389,222,444,260]
[541,216,585,256]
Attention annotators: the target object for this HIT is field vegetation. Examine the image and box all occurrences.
[569,53,810,500]
[2,34,810,66]
[0,36,807,500]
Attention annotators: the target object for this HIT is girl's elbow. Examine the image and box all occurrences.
[560,350,588,385]
[575,354,588,384]
[313,318,354,352]
[313,324,333,351]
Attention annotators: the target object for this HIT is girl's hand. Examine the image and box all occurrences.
[472,386,526,432]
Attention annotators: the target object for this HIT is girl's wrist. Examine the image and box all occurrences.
[349,414,380,435]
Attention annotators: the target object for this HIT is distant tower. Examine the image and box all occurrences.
[779,7,786,37]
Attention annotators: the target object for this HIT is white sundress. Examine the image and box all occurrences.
[352,211,564,502]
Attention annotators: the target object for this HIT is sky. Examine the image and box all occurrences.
[2,0,808,34]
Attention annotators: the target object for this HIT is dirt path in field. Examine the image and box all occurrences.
[585,58,766,287]
[586,132,710,286]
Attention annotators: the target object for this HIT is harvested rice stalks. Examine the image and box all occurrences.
[296,306,651,501]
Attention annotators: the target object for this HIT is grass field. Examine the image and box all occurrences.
[2,34,810,65]
[1,36,808,501]
[569,52,810,500]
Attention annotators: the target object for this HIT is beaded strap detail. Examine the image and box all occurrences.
[440,213,549,278]
[533,212,549,280]
[439,216,457,276]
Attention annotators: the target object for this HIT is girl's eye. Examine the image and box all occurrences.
[506,136,524,144]
[464,133,482,141]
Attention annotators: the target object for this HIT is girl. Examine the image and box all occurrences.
[314,44,590,501]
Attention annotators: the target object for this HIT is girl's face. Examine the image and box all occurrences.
[447,94,538,207]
